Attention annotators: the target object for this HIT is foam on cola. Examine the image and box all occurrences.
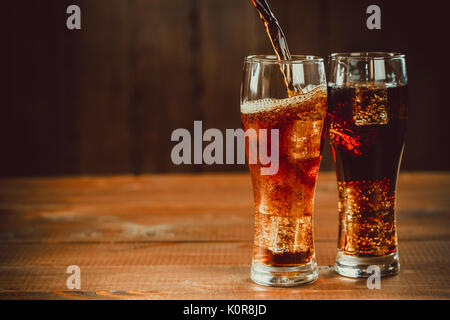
[241,86,327,115]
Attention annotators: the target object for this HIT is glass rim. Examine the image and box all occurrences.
[244,54,324,64]
[329,52,406,60]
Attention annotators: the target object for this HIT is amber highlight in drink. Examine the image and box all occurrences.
[328,52,408,278]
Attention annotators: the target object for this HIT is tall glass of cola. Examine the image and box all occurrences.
[327,52,408,278]
[241,55,328,286]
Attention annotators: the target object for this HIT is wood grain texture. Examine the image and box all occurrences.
[0,172,449,300]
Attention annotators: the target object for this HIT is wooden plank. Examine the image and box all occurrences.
[0,173,449,299]
[0,240,448,299]
[0,173,448,243]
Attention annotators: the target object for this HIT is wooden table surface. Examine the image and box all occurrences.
[0,172,449,300]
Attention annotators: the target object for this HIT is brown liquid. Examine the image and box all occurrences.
[241,86,327,266]
[327,83,407,257]
[250,0,301,96]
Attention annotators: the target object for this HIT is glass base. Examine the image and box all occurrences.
[250,258,318,287]
[334,251,399,278]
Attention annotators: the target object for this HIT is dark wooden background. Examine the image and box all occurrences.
[2,0,449,177]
